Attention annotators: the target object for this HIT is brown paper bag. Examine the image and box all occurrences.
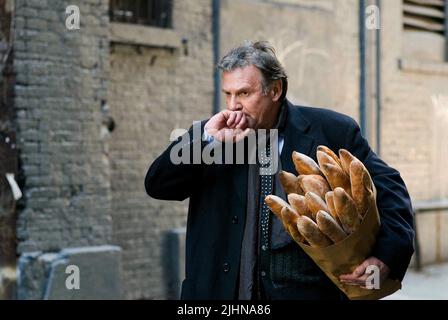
[297,187,401,299]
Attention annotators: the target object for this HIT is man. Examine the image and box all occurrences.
[145,41,414,299]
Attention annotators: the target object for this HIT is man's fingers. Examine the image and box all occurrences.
[234,128,251,142]
[233,112,243,128]
[214,128,232,142]
[213,130,225,142]
[236,113,246,129]
[339,274,359,281]
[339,259,369,281]
[216,128,249,142]
[340,273,369,288]
[210,111,251,142]
[339,257,389,288]
[353,260,369,277]
[227,112,236,127]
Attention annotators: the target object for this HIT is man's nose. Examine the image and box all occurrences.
[228,96,243,111]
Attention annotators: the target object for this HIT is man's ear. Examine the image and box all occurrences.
[271,79,283,102]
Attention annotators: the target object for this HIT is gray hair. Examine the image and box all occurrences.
[218,41,288,101]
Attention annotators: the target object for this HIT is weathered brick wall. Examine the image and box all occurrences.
[10,0,447,300]
[108,0,213,299]
[13,0,112,253]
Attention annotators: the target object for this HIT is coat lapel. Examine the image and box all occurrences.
[270,102,317,248]
[231,101,316,206]
[280,101,316,174]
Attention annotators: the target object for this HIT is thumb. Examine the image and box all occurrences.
[353,260,369,276]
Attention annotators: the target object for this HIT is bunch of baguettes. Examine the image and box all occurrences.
[265,146,375,248]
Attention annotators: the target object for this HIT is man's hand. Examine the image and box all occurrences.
[339,256,390,288]
[204,110,255,142]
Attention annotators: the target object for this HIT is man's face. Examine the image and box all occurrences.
[221,65,281,130]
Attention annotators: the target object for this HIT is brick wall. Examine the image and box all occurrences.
[10,0,448,300]
[13,0,112,253]
[108,0,213,299]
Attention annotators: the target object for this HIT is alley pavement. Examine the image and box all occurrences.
[383,262,448,300]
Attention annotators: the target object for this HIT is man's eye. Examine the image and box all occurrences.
[240,92,249,97]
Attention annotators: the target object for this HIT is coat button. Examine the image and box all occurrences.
[231,216,238,224]
[223,262,230,273]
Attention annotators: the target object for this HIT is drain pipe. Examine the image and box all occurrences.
[359,0,367,136]
[446,0,448,61]
[375,0,382,156]
[212,0,221,115]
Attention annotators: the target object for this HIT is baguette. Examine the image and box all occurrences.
[305,191,329,220]
[317,145,342,168]
[349,159,373,216]
[333,187,361,234]
[339,149,356,175]
[264,195,291,219]
[279,170,304,195]
[287,193,313,219]
[281,206,305,243]
[317,150,340,169]
[316,210,347,243]
[324,191,342,226]
[296,215,332,247]
[292,151,322,176]
[288,225,305,244]
[321,163,352,195]
[297,174,330,199]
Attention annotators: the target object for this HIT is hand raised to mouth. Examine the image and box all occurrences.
[204,110,255,142]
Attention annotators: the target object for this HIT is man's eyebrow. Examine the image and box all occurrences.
[221,87,252,93]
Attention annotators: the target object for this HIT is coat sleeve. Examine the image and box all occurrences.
[145,121,208,201]
[344,119,415,281]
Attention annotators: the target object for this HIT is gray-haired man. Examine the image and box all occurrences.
[145,41,414,299]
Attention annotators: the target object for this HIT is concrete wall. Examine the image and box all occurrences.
[220,0,360,119]
[108,0,213,299]
[17,246,123,300]
[380,0,448,264]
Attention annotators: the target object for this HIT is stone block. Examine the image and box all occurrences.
[17,246,123,299]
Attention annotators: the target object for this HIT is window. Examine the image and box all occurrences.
[403,0,446,34]
[402,0,448,62]
[110,0,173,28]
